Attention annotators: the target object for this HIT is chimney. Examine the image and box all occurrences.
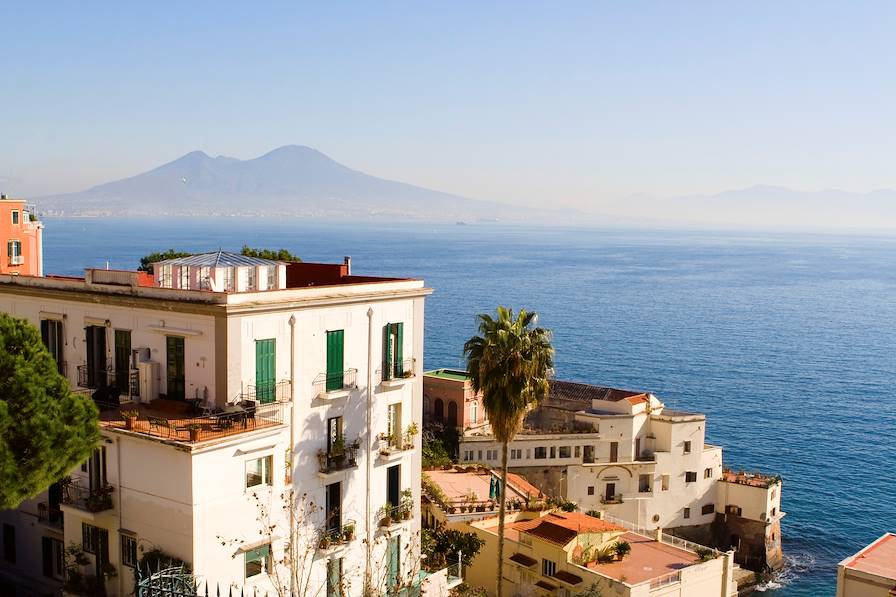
[343,256,351,275]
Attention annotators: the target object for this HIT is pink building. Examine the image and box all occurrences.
[0,194,42,277]
[423,369,488,431]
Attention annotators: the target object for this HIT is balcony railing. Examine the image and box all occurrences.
[61,483,114,513]
[37,502,63,529]
[313,368,358,397]
[240,379,291,403]
[317,520,357,549]
[378,358,416,383]
[76,367,139,397]
[600,494,623,505]
[318,442,359,474]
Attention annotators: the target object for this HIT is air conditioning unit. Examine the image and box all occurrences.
[9,255,24,266]
[137,361,160,403]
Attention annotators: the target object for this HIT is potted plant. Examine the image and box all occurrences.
[399,488,413,520]
[120,409,139,430]
[317,450,328,471]
[343,522,355,542]
[187,423,201,442]
[380,502,394,527]
[613,540,631,561]
[319,534,332,550]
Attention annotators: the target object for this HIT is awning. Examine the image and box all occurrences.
[535,580,558,591]
[552,570,583,585]
[509,552,538,567]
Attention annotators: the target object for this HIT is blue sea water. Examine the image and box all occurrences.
[41,217,896,597]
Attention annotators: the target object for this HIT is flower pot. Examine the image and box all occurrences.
[125,416,137,430]
[381,516,393,527]
[189,427,201,442]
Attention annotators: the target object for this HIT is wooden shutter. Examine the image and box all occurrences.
[394,323,403,376]
[382,324,392,380]
[326,330,344,391]
[255,339,276,402]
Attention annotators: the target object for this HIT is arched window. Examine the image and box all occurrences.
[434,399,444,423]
[471,401,478,424]
[447,401,458,427]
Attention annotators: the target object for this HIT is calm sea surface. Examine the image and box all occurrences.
[42,217,896,597]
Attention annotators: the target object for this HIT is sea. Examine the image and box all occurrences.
[42,217,896,597]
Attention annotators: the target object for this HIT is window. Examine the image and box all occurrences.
[771,507,777,517]
[470,401,478,424]
[549,446,556,459]
[683,508,691,519]
[685,471,697,483]
[327,558,343,597]
[326,330,345,391]
[583,445,594,463]
[558,446,571,458]
[247,267,256,290]
[526,449,531,459]
[661,475,670,491]
[770,489,776,500]
[702,504,715,515]
[82,523,99,554]
[42,537,64,579]
[11,210,19,225]
[574,446,580,458]
[477,450,483,461]
[121,534,138,567]
[245,544,272,578]
[266,266,276,289]
[382,322,405,379]
[638,474,651,492]
[387,535,401,588]
[326,482,342,533]
[726,505,742,516]
[510,449,522,460]
[704,468,713,479]
[387,404,401,447]
[7,240,22,264]
[199,266,211,290]
[40,319,64,374]
[542,559,557,577]
[683,441,692,454]
[2,524,14,563]
[158,264,172,287]
[609,441,618,462]
[179,266,191,289]
[587,486,594,496]
[464,451,473,461]
[222,267,235,292]
[534,447,547,459]
[246,456,273,488]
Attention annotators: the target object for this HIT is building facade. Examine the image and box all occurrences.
[422,370,487,432]
[0,253,430,597]
[456,378,784,571]
[0,194,43,277]
[836,533,896,597]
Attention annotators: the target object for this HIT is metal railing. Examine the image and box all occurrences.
[318,443,359,473]
[318,520,357,548]
[241,379,291,403]
[61,482,114,513]
[76,366,139,397]
[378,358,416,383]
[37,502,63,528]
[600,494,623,504]
[646,570,681,589]
[313,368,358,395]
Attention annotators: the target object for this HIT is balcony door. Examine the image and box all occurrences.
[255,339,276,403]
[609,442,618,463]
[382,322,403,380]
[114,330,131,391]
[325,482,341,534]
[325,330,344,391]
[605,482,616,500]
[387,465,400,513]
[166,336,185,400]
[88,447,107,492]
[85,325,106,388]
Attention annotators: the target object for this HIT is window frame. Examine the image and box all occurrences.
[121,534,138,568]
[534,447,547,459]
[245,544,272,579]
[685,471,697,483]
[542,558,557,577]
[11,210,19,225]
[683,508,691,519]
[683,441,692,454]
[246,455,274,489]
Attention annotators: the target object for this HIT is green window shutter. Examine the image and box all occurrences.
[255,339,276,402]
[387,535,400,587]
[326,330,344,391]
[382,324,392,381]
[394,323,403,377]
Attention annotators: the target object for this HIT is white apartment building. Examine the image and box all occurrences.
[0,252,430,597]
[456,380,783,571]
[836,533,896,597]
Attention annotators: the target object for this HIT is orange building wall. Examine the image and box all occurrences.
[423,372,487,429]
[0,198,43,276]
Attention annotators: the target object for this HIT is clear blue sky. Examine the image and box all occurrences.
[1,1,894,208]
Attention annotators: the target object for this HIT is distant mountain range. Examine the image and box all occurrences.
[35,145,507,220]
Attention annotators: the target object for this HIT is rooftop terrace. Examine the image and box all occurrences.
[584,531,700,585]
[841,533,896,580]
[721,468,782,488]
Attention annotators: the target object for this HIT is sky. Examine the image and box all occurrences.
[1,1,895,211]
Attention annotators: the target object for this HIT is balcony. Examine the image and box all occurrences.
[37,502,64,530]
[317,441,359,476]
[8,255,24,266]
[317,520,357,551]
[76,367,139,398]
[377,425,418,460]
[377,358,417,388]
[313,368,358,400]
[61,482,114,513]
[600,494,624,505]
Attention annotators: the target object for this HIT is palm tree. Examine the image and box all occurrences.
[464,307,553,597]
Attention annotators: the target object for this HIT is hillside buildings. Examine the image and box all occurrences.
[0,251,429,597]
[0,194,43,277]
[836,533,896,597]
[464,509,737,597]
[447,377,783,572]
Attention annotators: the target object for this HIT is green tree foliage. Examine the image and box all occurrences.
[137,249,193,272]
[422,523,485,571]
[240,245,302,262]
[0,314,99,509]
[464,306,553,597]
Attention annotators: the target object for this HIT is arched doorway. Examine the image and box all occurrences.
[434,399,444,423]
[447,401,458,427]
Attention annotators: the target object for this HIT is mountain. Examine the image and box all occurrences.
[605,185,896,231]
[35,145,510,220]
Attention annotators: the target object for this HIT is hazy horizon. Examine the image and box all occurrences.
[2,2,895,227]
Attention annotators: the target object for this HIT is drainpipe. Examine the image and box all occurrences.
[365,307,374,594]
[288,314,297,595]
[116,437,123,597]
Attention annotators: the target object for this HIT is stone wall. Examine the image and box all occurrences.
[669,514,783,572]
